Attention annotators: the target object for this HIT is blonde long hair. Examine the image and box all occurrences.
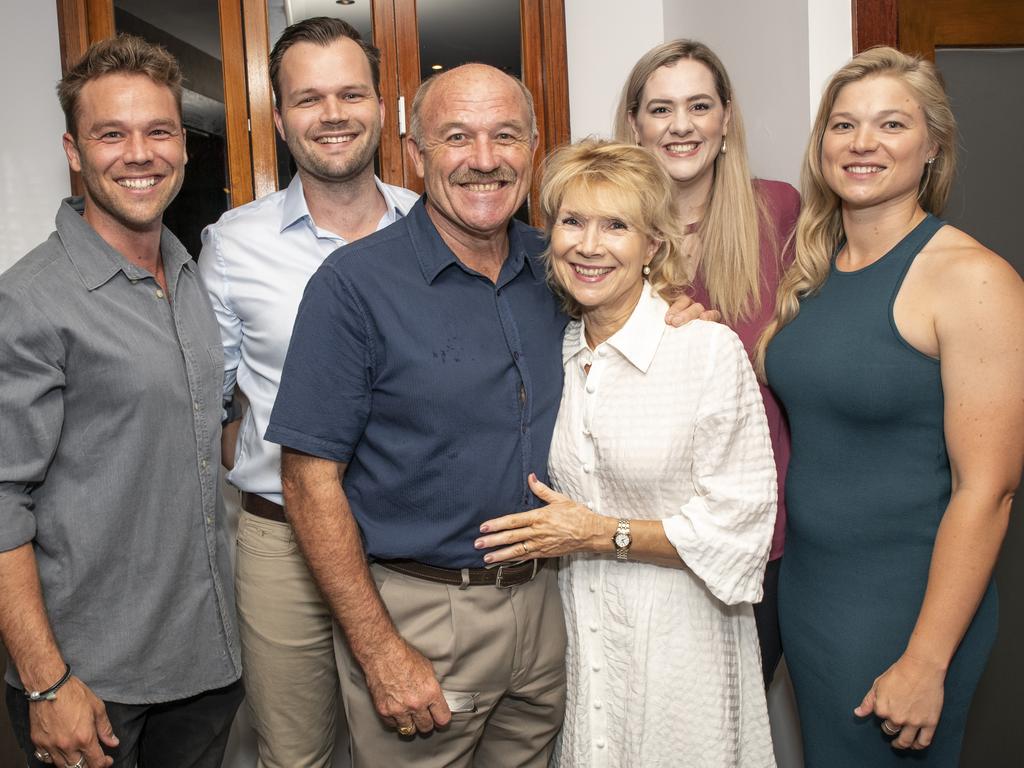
[616,40,772,325]
[754,47,958,374]
[538,139,686,318]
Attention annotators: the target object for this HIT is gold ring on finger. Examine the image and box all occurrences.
[398,724,416,736]
[522,541,530,555]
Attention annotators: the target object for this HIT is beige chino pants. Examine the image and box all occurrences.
[335,562,567,768]
[235,510,346,768]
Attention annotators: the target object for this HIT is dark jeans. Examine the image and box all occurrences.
[754,557,783,688]
[6,679,243,768]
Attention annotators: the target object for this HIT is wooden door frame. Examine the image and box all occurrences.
[54,0,571,216]
[854,0,1024,57]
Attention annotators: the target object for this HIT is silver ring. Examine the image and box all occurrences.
[33,749,52,764]
[65,758,86,768]
[881,721,902,736]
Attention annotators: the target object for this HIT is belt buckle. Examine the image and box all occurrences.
[494,559,538,589]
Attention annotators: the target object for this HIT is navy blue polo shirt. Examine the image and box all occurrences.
[266,199,567,568]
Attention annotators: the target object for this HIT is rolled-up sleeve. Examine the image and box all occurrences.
[264,262,373,462]
[198,225,241,414]
[0,287,65,551]
[662,331,777,605]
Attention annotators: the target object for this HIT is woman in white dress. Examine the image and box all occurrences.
[476,139,777,767]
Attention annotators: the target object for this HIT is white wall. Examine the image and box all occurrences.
[0,2,70,272]
[564,0,664,141]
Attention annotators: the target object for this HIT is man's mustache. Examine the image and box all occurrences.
[449,167,517,185]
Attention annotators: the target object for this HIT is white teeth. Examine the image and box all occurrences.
[847,165,883,173]
[665,142,699,153]
[118,178,157,189]
[573,264,613,277]
[318,135,354,144]
[463,182,501,191]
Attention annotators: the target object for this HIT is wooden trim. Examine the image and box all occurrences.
[242,0,277,200]
[86,0,114,40]
[521,0,570,226]
[373,0,405,189]
[852,0,898,52]
[219,0,253,207]
[394,0,424,192]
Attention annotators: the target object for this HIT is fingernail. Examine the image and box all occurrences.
[474,539,483,548]
[479,524,490,533]
[484,554,494,563]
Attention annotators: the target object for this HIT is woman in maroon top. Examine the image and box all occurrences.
[616,39,800,686]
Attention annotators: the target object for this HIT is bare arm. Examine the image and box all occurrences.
[856,248,1024,750]
[280,449,451,733]
[0,545,116,766]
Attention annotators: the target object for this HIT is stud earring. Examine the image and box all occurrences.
[926,156,936,164]
[642,264,651,276]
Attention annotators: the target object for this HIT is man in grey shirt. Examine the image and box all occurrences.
[0,36,241,768]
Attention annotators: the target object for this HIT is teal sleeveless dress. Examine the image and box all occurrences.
[765,215,998,766]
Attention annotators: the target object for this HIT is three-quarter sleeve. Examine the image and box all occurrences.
[662,329,777,605]
[0,287,65,551]
[264,263,374,462]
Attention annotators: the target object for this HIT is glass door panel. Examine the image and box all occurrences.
[113,0,230,257]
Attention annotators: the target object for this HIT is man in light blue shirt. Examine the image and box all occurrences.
[197,17,417,768]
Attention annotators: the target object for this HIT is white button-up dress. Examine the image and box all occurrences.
[550,287,778,768]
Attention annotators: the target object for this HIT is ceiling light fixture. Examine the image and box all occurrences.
[336,0,355,5]
[431,64,443,70]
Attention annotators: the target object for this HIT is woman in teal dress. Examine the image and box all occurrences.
[759,47,1024,765]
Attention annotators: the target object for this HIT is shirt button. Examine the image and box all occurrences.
[594,700,603,710]
[592,662,601,672]
[155,289,165,299]
[582,463,592,474]
[130,279,139,285]
[206,516,214,524]
[596,738,606,749]
[193,401,199,412]
[201,459,209,469]
[589,583,597,593]
[513,351,520,361]
[582,426,591,436]
[585,382,596,394]
[589,623,598,632]
[596,347,606,357]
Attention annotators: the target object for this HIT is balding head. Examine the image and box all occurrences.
[409,64,537,146]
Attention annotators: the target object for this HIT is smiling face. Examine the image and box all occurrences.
[63,73,186,237]
[549,184,659,325]
[821,74,937,211]
[274,37,383,185]
[407,65,537,243]
[630,59,730,189]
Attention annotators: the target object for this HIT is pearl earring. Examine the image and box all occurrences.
[642,264,651,276]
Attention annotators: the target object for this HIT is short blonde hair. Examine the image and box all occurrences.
[538,139,685,317]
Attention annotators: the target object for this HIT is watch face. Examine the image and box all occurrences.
[614,532,631,548]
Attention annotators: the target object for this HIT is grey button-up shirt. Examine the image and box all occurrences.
[0,199,240,704]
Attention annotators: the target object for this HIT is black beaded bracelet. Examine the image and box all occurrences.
[24,664,72,702]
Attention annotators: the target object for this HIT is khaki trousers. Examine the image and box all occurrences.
[235,511,345,768]
[335,562,567,768]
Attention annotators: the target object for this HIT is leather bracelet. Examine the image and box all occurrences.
[24,664,72,702]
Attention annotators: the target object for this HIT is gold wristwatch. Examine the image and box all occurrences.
[613,519,632,560]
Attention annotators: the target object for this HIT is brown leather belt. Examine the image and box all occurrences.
[377,558,545,589]
[240,492,288,524]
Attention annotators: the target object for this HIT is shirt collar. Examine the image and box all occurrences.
[409,198,543,285]
[565,284,668,373]
[280,173,410,236]
[56,197,193,291]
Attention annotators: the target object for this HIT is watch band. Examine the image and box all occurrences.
[614,518,631,560]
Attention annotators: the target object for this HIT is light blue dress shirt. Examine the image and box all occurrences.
[198,175,418,505]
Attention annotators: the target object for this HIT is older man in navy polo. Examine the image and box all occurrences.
[266,63,565,767]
